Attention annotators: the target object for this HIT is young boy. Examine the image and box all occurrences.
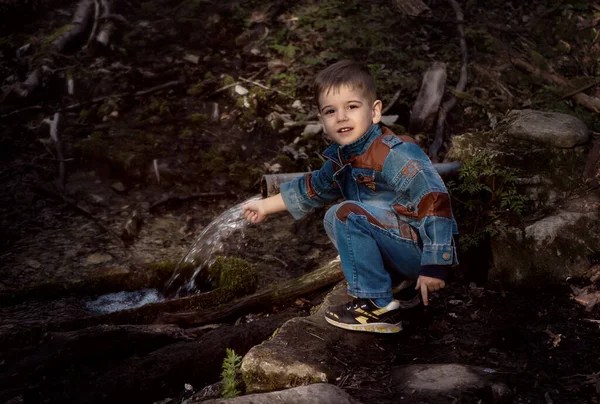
[242,60,458,333]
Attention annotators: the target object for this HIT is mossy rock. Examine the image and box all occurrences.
[207,256,257,295]
[447,131,588,192]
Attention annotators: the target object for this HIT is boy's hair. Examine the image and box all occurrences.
[313,60,377,108]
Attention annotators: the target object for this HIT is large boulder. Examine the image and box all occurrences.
[448,110,590,207]
[448,109,599,285]
[490,197,600,284]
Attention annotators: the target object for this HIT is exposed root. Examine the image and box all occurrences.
[429,0,468,163]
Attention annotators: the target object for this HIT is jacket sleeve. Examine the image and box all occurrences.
[383,146,456,280]
[280,160,342,220]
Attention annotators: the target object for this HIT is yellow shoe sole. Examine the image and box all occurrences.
[325,316,402,333]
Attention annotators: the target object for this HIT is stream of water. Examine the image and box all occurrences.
[86,195,260,313]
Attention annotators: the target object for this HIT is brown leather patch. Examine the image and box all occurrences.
[417,192,452,219]
[305,172,316,198]
[336,203,385,228]
[401,160,423,179]
[393,204,419,218]
[399,223,419,241]
[356,175,376,191]
[352,135,389,171]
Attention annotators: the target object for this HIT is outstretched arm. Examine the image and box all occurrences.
[242,193,287,223]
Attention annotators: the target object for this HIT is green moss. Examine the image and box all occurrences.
[209,257,257,292]
[190,113,208,124]
[179,128,193,138]
[273,155,297,172]
[223,75,236,87]
[187,82,204,96]
[41,24,72,51]
[78,109,91,124]
[530,50,549,71]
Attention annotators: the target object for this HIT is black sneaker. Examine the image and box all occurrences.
[324,298,402,333]
[392,280,422,309]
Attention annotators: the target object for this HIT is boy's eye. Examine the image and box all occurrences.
[324,109,335,115]
[348,104,359,110]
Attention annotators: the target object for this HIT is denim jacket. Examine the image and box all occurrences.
[280,124,458,280]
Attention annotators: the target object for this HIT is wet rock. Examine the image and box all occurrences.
[392,364,511,401]
[85,253,113,265]
[199,384,361,404]
[504,109,589,148]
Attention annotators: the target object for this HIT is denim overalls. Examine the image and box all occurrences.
[280,124,458,301]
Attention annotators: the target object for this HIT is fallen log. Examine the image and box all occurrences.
[160,257,343,326]
[512,57,600,113]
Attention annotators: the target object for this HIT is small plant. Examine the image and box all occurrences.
[448,154,529,252]
[221,348,243,398]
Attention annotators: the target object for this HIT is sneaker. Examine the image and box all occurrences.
[392,280,422,309]
[324,298,402,333]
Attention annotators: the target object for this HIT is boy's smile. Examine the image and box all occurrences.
[318,85,382,146]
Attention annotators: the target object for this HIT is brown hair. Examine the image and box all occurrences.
[313,60,377,109]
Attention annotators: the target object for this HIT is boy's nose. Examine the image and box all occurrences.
[337,111,348,121]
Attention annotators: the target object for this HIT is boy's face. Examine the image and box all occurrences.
[318,85,382,146]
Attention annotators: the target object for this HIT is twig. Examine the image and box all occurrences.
[0,105,43,120]
[558,80,600,101]
[238,77,294,99]
[306,331,324,341]
[42,113,66,189]
[430,0,468,163]
[381,89,402,115]
[64,79,183,110]
[209,82,240,96]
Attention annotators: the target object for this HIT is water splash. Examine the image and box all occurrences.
[86,289,163,314]
[163,195,261,297]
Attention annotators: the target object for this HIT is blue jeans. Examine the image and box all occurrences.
[323,201,422,301]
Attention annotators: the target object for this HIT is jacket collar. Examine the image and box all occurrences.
[322,124,382,166]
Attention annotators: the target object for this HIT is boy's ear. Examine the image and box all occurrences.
[371,99,383,124]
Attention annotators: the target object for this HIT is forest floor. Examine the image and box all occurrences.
[1,0,600,403]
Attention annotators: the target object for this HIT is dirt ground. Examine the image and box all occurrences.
[1,0,600,402]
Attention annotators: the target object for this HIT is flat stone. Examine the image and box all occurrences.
[110,182,127,193]
[198,383,361,404]
[504,109,589,148]
[392,364,511,400]
[85,253,113,265]
[234,85,249,96]
[241,278,370,393]
[302,123,322,136]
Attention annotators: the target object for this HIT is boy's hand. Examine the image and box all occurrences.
[415,275,446,306]
[242,200,268,223]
